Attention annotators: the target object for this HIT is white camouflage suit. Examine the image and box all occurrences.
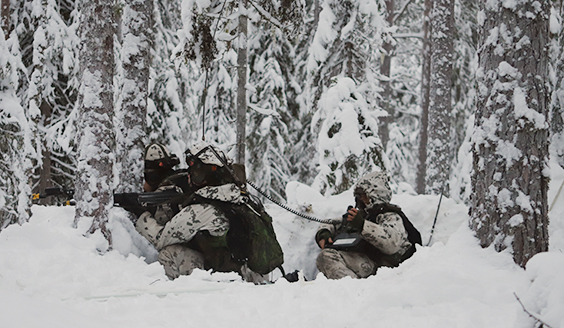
[316,172,413,279]
[136,183,264,282]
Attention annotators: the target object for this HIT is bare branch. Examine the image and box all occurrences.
[393,0,415,24]
[514,293,553,328]
[247,0,284,30]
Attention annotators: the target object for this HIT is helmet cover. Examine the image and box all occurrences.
[185,141,231,167]
[353,171,392,206]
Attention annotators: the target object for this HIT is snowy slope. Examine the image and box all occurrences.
[1,165,563,328]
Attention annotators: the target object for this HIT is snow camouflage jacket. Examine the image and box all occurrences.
[317,172,413,265]
[136,183,244,251]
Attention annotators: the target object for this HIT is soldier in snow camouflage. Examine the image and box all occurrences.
[135,142,265,283]
[315,172,414,279]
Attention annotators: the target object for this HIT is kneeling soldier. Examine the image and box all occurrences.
[315,172,419,279]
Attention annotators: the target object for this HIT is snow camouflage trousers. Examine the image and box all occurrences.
[158,244,267,283]
[158,244,205,279]
[316,248,378,279]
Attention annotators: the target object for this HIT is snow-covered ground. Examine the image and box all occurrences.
[1,161,563,328]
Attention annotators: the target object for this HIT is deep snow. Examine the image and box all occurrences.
[1,160,563,328]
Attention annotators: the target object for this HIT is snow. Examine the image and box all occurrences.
[513,87,547,129]
[1,164,563,328]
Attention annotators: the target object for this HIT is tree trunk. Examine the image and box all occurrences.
[471,0,550,267]
[552,1,564,169]
[236,0,248,165]
[426,0,454,195]
[378,0,394,151]
[116,0,153,193]
[416,0,431,195]
[74,0,116,247]
[1,0,8,39]
[313,0,321,28]
[37,101,53,205]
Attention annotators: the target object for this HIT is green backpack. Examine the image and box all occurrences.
[188,194,284,275]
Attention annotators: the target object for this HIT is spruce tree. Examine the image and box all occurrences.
[305,0,388,195]
[245,0,303,200]
[150,0,193,155]
[0,27,34,229]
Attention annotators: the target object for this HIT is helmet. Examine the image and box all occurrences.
[144,143,180,170]
[184,142,234,187]
[353,171,392,207]
[184,141,231,167]
[144,143,180,189]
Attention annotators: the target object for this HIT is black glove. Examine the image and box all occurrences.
[315,229,332,248]
[347,208,365,232]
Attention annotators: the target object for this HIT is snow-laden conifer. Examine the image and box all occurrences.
[9,0,79,197]
[174,0,237,148]
[449,0,479,204]
[312,77,386,195]
[245,0,303,200]
[303,0,389,195]
[0,28,34,229]
[149,0,193,157]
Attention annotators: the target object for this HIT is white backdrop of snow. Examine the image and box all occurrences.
[0,158,563,327]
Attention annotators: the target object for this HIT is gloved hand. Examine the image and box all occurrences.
[315,229,332,249]
[346,207,365,232]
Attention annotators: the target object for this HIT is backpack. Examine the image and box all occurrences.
[366,203,422,261]
[186,194,284,275]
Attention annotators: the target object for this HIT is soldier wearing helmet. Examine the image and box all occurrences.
[314,171,420,279]
[143,143,182,192]
[135,141,267,283]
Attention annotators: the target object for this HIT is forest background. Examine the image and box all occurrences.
[1,0,564,268]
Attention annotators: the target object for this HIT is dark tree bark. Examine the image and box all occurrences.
[416,0,431,195]
[37,102,53,205]
[74,0,116,247]
[426,0,454,195]
[552,1,564,169]
[236,0,248,165]
[1,0,8,38]
[471,0,550,267]
[116,0,153,193]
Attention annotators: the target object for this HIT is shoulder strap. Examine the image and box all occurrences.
[367,203,422,246]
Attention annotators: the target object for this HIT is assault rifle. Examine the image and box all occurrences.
[113,188,184,217]
[32,187,76,206]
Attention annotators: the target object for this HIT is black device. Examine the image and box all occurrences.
[327,205,364,251]
[113,188,183,217]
